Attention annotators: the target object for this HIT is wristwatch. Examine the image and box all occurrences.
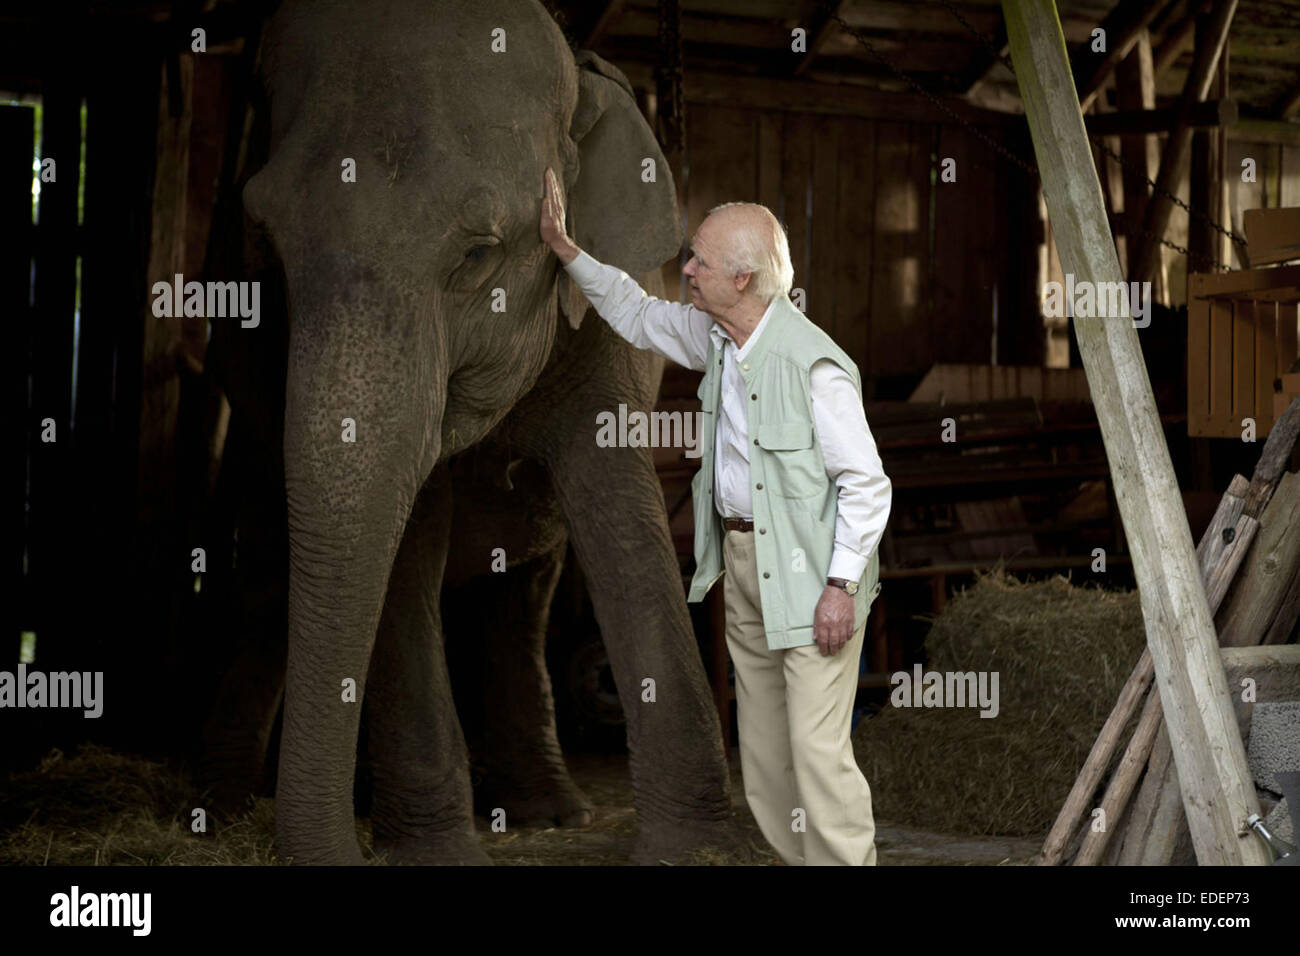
[827,576,859,595]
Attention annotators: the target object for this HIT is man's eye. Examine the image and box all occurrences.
[465,245,491,263]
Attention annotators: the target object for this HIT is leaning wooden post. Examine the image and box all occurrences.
[1002,0,1268,866]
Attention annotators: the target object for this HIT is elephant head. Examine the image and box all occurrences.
[237,0,682,862]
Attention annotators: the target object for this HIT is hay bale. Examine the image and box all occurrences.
[852,568,1146,837]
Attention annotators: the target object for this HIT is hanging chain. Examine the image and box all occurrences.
[654,0,685,155]
[927,0,1244,267]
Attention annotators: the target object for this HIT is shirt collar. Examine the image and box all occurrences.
[709,296,780,359]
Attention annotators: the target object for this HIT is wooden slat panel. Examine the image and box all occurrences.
[756,111,782,219]
[869,121,928,381]
[1232,299,1255,430]
[781,111,813,309]
[832,117,875,374]
[809,112,838,330]
[1255,297,1277,433]
[1279,301,1299,372]
[1187,297,1210,433]
[1208,298,1233,432]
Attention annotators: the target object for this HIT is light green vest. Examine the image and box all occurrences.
[686,294,882,650]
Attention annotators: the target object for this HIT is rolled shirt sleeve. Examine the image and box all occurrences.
[563,250,713,373]
[809,358,892,582]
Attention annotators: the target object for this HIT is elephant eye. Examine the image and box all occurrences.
[449,237,502,292]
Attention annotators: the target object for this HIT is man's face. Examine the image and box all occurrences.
[683,215,744,316]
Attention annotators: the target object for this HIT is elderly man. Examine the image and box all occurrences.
[539,168,891,866]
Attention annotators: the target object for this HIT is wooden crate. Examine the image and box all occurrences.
[1187,265,1300,438]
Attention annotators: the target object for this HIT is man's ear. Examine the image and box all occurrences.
[560,50,682,330]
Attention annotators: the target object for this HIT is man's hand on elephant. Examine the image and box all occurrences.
[813,585,855,657]
[541,167,580,265]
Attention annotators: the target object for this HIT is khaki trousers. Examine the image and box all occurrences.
[722,529,877,866]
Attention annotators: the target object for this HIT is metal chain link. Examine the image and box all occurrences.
[926,0,1244,267]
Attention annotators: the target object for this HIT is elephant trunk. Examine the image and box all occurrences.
[274,294,445,864]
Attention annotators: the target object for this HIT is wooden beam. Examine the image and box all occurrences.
[792,0,843,78]
[1129,0,1236,286]
[1003,0,1269,866]
[615,61,1016,126]
[1115,30,1168,301]
[1228,117,1300,146]
[1083,97,1235,135]
[1153,1,1206,76]
[1072,0,1168,112]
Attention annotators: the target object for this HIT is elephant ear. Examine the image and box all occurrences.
[559,50,683,330]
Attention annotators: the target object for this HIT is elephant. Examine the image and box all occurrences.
[199,0,733,864]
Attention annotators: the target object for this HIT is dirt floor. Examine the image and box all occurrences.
[0,745,1040,865]
[505,751,1041,866]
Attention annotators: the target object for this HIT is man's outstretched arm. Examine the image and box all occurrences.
[540,167,712,372]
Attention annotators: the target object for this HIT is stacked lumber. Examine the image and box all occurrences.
[1039,395,1300,866]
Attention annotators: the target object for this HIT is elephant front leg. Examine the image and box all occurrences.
[366,467,489,865]
[547,437,735,863]
[461,542,595,828]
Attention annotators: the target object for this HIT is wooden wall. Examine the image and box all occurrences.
[670,104,1042,399]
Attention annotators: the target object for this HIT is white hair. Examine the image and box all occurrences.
[705,202,794,304]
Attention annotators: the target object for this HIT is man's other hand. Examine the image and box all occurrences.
[813,585,855,657]
[541,167,579,265]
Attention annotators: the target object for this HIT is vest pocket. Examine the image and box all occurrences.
[756,421,824,498]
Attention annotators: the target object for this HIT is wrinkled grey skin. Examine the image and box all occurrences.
[208,0,732,864]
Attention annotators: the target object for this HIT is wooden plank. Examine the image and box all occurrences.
[1072,0,1169,112]
[833,117,875,374]
[869,121,916,381]
[1233,299,1256,430]
[1257,299,1278,431]
[756,111,782,219]
[781,111,813,317]
[1244,207,1300,266]
[1130,0,1238,285]
[1189,264,1300,298]
[1280,302,1299,371]
[1084,97,1237,136]
[1188,296,1210,433]
[617,63,1020,128]
[1208,298,1233,433]
[1005,0,1269,866]
[1041,471,1248,866]
[809,112,839,332]
[933,123,982,366]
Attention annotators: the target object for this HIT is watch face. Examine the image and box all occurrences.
[845,581,859,595]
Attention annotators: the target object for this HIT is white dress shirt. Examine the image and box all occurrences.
[564,250,891,582]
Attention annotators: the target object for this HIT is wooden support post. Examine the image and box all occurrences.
[1129,0,1236,285]
[1004,0,1268,866]
[1188,12,1226,272]
[1114,30,1169,301]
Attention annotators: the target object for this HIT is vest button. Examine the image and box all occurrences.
[753,438,759,446]
[759,528,766,534]
[763,572,770,579]
[750,393,757,400]
[742,363,750,371]
[756,483,763,490]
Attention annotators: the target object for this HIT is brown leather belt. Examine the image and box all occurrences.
[723,517,754,532]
